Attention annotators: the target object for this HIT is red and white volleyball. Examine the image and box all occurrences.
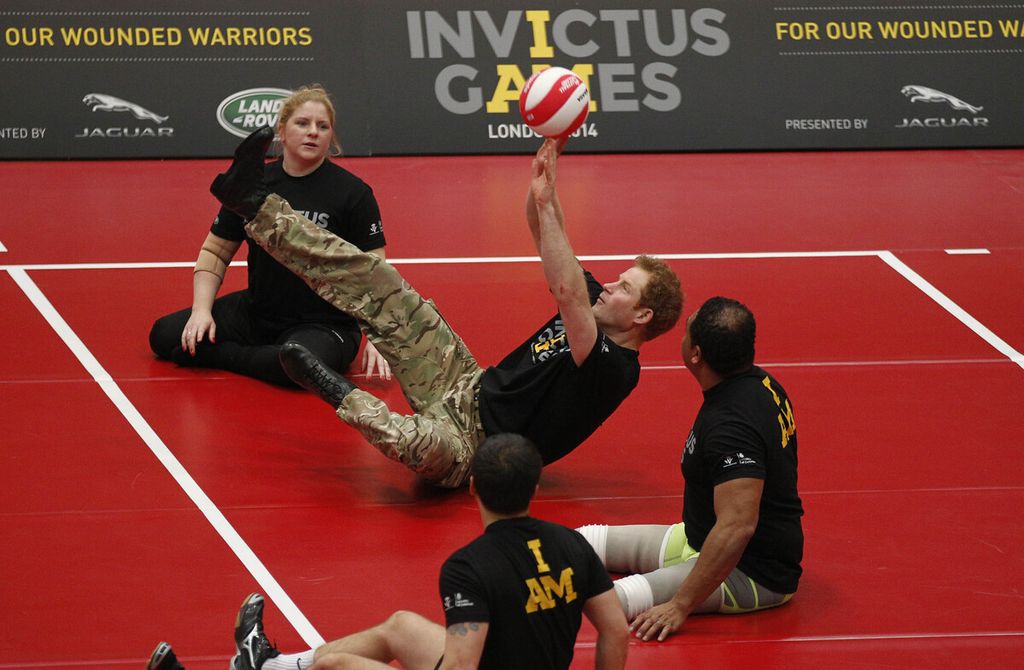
[518,67,590,138]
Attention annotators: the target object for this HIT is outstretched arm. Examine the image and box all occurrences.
[529,138,597,366]
[524,136,567,250]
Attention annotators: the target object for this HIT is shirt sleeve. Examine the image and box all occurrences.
[703,419,767,485]
[439,555,490,626]
[577,534,615,599]
[210,206,246,241]
[343,187,386,252]
[582,269,602,305]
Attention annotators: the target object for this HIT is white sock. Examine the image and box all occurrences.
[575,524,608,563]
[263,650,317,670]
[614,574,654,621]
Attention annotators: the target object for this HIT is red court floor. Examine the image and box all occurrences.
[2,148,1023,668]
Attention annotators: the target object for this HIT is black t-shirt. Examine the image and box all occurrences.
[439,516,614,670]
[211,159,386,332]
[681,366,804,594]
[478,271,640,464]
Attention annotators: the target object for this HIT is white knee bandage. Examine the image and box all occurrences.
[575,524,608,564]
[614,574,655,621]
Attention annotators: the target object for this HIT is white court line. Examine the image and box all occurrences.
[5,267,325,649]
[643,357,1012,371]
[0,248,887,272]
[878,251,1024,370]
[0,247,993,271]
[732,630,1024,644]
[573,629,1024,648]
[402,249,886,264]
[0,240,6,252]
[542,484,1024,505]
[5,249,1017,372]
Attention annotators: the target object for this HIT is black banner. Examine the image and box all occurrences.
[2,0,1022,158]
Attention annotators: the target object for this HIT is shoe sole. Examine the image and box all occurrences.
[235,592,263,627]
[235,126,274,160]
[147,642,175,670]
[234,592,264,654]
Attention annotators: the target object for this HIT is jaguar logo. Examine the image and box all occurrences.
[82,94,169,123]
[900,85,983,114]
[895,85,989,129]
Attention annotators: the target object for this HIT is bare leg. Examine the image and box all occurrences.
[310,611,445,670]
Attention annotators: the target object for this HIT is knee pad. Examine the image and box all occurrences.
[720,570,794,613]
[575,524,608,564]
[613,574,654,621]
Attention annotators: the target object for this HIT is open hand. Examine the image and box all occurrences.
[361,340,392,381]
[530,139,559,205]
[629,601,688,642]
[181,312,216,355]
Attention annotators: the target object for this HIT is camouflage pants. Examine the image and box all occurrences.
[246,194,485,487]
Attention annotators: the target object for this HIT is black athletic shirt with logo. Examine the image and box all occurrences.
[478,271,640,464]
[439,516,613,670]
[211,159,386,332]
[681,366,804,594]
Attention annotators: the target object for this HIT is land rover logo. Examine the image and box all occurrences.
[216,87,292,137]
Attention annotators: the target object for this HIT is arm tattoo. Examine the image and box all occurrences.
[447,622,482,637]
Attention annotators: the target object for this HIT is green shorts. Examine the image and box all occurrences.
[660,522,794,613]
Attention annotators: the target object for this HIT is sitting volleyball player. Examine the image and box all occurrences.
[578,297,804,641]
[206,128,683,488]
[146,434,628,670]
[148,86,392,386]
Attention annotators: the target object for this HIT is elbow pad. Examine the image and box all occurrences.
[194,244,230,280]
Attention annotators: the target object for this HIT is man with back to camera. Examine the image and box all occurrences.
[577,297,804,641]
[205,129,683,489]
[146,433,628,670]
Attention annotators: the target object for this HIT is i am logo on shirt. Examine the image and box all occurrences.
[761,376,796,448]
[523,539,577,613]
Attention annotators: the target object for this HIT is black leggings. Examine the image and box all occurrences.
[149,289,360,387]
